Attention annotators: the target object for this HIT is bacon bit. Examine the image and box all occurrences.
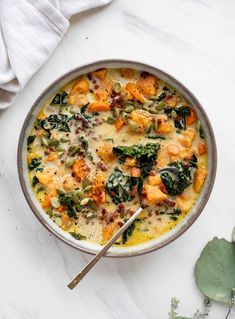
[159,184,168,194]
[118,221,124,227]
[97,161,108,171]
[164,198,176,207]
[117,204,125,213]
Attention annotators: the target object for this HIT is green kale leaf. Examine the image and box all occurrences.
[50,91,68,106]
[113,143,160,178]
[160,155,197,196]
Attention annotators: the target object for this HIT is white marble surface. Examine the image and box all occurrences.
[1,0,235,318]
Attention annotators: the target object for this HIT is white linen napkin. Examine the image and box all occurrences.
[0,0,112,109]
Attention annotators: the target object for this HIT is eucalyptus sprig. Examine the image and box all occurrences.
[168,228,235,319]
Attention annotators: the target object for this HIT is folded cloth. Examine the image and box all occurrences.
[0,0,112,109]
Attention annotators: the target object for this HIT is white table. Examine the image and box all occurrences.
[0,1,234,318]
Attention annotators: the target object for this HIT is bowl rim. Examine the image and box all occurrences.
[17,59,217,258]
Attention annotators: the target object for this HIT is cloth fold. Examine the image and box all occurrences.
[0,0,112,109]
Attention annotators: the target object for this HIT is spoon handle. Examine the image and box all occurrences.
[68,206,143,289]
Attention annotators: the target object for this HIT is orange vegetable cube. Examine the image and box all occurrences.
[92,68,107,80]
[116,117,125,131]
[120,68,134,78]
[194,167,207,192]
[186,107,197,125]
[130,167,141,177]
[126,82,145,103]
[88,102,110,112]
[72,158,90,181]
[136,75,157,97]
[144,185,167,205]
[198,143,207,156]
[167,143,180,155]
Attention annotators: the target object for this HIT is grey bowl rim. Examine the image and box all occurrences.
[17,58,217,258]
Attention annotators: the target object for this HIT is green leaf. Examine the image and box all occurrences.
[195,237,235,304]
[176,317,191,319]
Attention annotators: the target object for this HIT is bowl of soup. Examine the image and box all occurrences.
[17,60,217,257]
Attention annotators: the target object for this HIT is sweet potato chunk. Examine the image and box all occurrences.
[164,95,178,108]
[130,167,141,177]
[156,116,174,134]
[120,68,134,78]
[97,142,116,163]
[194,167,207,193]
[94,80,113,102]
[116,117,125,131]
[130,109,153,130]
[126,82,145,103]
[68,77,89,105]
[88,102,110,112]
[186,107,197,125]
[124,157,136,167]
[167,143,180,155]
[198,143,207,156]
[92,68,107,81]
[136,75,157,97]
[181,129,196,147]
[72,158,90,181]
[148,174,162,186]
[144,185,167,205]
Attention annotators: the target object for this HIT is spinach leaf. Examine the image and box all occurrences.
[122,219,141,244]
[50,91,68,106]
[32,176,39,187]
[160,155,197,196]
[41,114,70,132]
[164,106,190,130]
[28,158,41,171]
[58,193,76,217]
[113,143,160,178]
[69,232,86,240]
[27,135,36,145]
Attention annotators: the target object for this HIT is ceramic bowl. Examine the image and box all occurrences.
[17,60,217,257]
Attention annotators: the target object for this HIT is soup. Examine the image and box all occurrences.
[26,68,207,246]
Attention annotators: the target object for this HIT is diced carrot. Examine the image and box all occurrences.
[116,117,125,131]
[92,68,107,80]
[72,158,90,181]
[126,82,145,103]
[120,68,134,78]
[194,167,207,193]
[130,167,141,177]
[167,143,180,155]
[88,102,110,112]
[186,107,197,125]
[198,143,207,155]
